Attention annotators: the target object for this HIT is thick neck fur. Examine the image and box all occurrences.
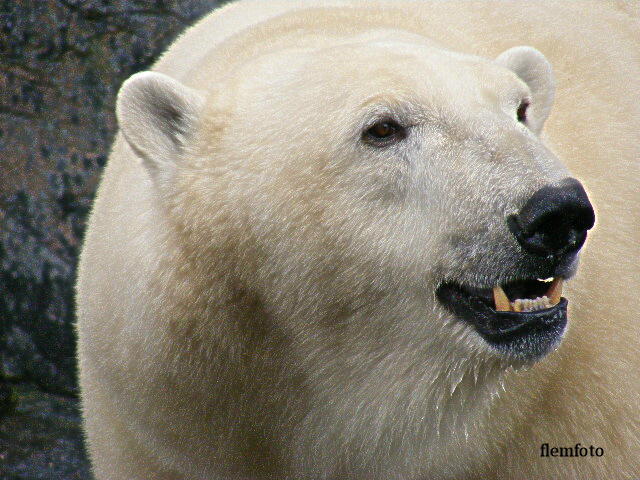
[151,195,509,477]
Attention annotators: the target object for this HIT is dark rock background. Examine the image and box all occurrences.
[0,1,225,477]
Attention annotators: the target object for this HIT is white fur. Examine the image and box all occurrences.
[116,71,205,185]
[76,2,640,479]
[495,46,554,133]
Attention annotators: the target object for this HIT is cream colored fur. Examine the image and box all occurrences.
[76,1,639,479]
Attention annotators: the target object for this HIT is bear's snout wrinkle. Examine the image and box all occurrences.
[507,177,595,258]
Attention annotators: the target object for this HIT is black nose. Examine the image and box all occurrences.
[507,178,595,258]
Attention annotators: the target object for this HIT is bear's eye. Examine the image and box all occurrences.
[517,99,529,123]
[363,119,406,146]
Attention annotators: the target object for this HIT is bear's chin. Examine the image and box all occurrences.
[436,282,568,362]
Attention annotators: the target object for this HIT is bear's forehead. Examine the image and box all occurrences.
[241,37,486,83]
[229,38,525,115]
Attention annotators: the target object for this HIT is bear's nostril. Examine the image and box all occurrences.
[508,178,595,258]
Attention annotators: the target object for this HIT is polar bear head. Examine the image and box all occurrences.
[116,36,594,373]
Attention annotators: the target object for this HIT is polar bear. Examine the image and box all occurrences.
[76,1,640,479]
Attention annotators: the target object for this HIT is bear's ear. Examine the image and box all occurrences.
[495,46,555,134]
[116,71,205,179]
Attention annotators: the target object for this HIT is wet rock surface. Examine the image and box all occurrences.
[0,384,91,480]
[0,0,224,477]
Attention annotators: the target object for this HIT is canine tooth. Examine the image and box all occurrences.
[547,277,563,305]
[537,277,554,283]
[493,286,512,311]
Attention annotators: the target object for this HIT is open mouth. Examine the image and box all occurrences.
[436,277,568,360]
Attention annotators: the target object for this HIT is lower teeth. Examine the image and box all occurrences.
[511,296,551,312]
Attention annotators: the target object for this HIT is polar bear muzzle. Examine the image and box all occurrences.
[437,178,594,361]
[437,279,568,361]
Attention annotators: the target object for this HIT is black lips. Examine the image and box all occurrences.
[436,282,567,361]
